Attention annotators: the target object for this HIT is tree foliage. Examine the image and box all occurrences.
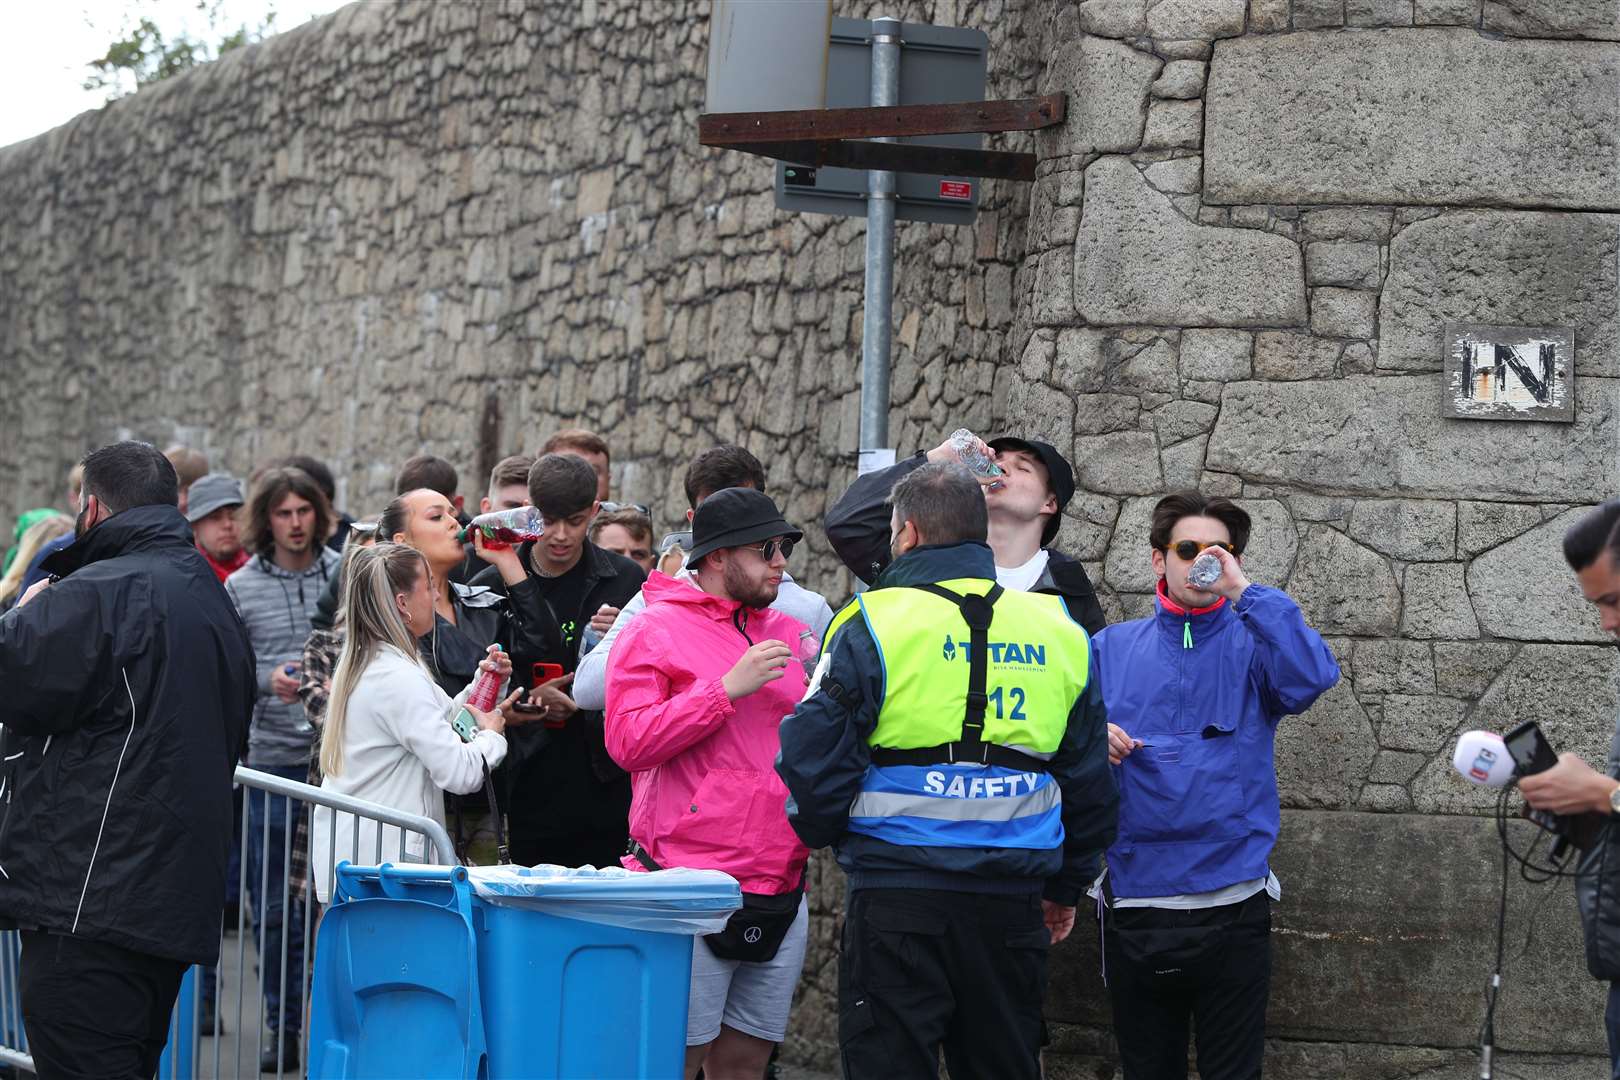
[84,1,278,99]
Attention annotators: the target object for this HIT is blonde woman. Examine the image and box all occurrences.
[310,543,517,902]
[0,514,73,610]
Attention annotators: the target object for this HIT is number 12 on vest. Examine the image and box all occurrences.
[987,686,1027,721]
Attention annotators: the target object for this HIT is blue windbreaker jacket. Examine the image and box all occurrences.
[1095,582,1339,898]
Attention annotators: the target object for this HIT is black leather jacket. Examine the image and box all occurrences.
[1577,731,1620,979]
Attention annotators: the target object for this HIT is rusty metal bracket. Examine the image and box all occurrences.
[697,93,1066,183]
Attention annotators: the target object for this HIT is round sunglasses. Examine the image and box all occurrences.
[742,537,797,561]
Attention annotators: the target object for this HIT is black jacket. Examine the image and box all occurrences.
[1577,729,1620,979]
[470,542,646,837]
[0,506,254,965]
[825,452,1108,636]
[423,581,563,699]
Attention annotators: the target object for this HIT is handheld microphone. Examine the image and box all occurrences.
[1452,731,1515,788]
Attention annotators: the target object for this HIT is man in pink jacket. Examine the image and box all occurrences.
[605,487,813,1080]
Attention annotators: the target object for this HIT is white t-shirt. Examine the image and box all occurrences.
[995,549,1050,593]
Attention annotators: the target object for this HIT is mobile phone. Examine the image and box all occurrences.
[531,663,569,728]
[1504,721,1607,854]
[449,706,477,743]
[1503,721,1559,776]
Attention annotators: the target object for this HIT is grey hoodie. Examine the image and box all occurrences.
[225,547,341,767]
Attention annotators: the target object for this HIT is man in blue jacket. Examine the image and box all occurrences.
[1096,491,1339,1080]
[779,462,1116,1080]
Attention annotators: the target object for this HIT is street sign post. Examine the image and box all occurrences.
[699,12,1063,465]
[774,17,989,227]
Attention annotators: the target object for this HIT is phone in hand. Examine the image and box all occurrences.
[1503,721,1559,776]
[531,663,569,728]
[1504,721,1606,853]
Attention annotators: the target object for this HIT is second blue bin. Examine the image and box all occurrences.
[309,862,741,1080]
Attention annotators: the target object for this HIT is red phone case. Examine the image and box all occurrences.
[532,663,568,728]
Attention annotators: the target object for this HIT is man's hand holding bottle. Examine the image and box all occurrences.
[723,640,792,700]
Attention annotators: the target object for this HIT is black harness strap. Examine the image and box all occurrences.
[627,838,663,872]
[868,583,1050,773]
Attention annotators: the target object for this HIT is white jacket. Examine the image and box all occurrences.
[311,645,507,902]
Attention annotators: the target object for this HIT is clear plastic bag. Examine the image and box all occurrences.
[466,863,741,935]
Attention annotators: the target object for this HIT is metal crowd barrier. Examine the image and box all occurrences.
[0,765,458,1079]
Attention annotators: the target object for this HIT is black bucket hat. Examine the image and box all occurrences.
[686,488,804,563]
[988,437,1076,547]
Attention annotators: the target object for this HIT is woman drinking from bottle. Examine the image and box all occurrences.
[379,488,561,699]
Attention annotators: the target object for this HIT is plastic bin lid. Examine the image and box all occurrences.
[466,864,743,934]
[466,864,741,906]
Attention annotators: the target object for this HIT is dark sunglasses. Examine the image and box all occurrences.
[744,537,796,561]
[1169,540,1237,561]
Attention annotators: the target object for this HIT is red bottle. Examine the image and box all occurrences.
[466,645,504,711]
[460,506,546,550]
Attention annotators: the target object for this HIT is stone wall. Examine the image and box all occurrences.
[0,0,1037,593]
[2,0,1619,1076]
[997,0,1620,1076]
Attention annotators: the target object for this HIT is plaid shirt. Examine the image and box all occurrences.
[289,628,342,894]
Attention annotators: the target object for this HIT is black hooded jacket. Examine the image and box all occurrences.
[824,452,1108,635]
[0,505,255,965]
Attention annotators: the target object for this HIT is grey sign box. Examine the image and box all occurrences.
[705,0,832,114]
[774,17,988,226]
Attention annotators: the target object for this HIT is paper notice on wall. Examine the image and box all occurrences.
[856,449,896,476]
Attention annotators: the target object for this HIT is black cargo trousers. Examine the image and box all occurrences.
[838,886,1050,1079]
[1102,889,1271,1080]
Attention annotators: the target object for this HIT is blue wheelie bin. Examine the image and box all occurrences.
[309,862,741,1080]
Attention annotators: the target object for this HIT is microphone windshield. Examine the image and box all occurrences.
[1453,730,1514,788]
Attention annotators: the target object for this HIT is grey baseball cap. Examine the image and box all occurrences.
[185,473,245,523]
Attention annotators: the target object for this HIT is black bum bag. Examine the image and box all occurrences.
[704,887,804,963]
[628,840,802,963]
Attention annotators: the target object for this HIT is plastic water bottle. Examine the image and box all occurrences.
[1187,551,1223,590]
[948,429,1003,481]
[798,629,821,666]
[460,506,546,549]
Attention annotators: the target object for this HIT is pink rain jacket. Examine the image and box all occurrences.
[604,572,811,895]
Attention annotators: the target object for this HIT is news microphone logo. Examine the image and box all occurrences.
[1451,730,1515,788]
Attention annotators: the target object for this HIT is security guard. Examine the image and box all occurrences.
[777,462,1116,1080]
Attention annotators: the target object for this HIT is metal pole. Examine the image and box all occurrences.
[860,17,901,452]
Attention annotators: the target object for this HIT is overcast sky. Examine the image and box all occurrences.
[1,0,338,149]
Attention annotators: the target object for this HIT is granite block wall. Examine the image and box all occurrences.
[2,1,1618,1075]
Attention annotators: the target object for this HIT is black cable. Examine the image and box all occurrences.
[1479,786,1511,1079]
[1494,780,1610,882]
[1479,779,1618,1078]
